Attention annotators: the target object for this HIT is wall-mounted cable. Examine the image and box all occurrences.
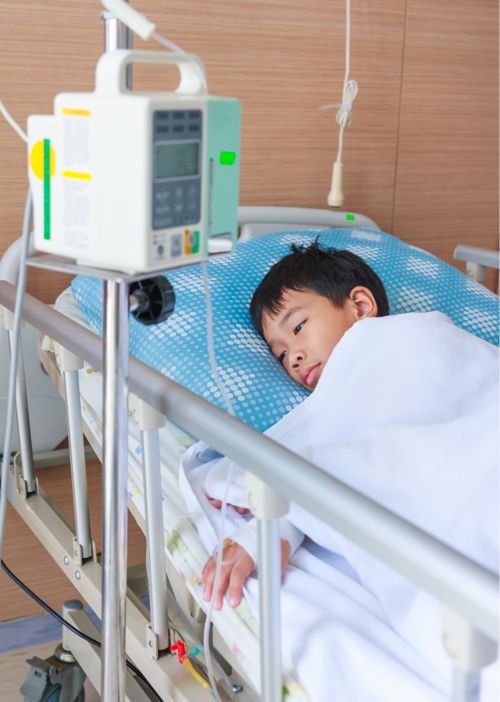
[324,0,358,207]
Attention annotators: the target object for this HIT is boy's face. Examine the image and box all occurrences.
[261,287,377,390]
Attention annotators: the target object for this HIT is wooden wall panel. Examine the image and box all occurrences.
[1,1,497,298]
[0,1,103,302]
[0,0,406,302]
[393,0,499,271]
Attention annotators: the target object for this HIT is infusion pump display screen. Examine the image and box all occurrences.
[152,109,202,231]
[155,142,199,179]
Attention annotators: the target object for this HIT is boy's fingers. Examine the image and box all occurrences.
[201,555,231,607]
[201,555,220,598]
[205,493,249,514]
[226,562,252,607]
[214,567,232,609]
[207,497,222,509]
[226,583,243,608]
[199,561,209,583]
[200,554,215,584]
[201,563,215,601]
[280,539,291,580]
[201,543,255,608]
[202,578,212,602]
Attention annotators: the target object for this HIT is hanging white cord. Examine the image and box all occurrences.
[334,0,357,164]
[0,192,32,559]
[322,0,358,206]
[0,100,27,142]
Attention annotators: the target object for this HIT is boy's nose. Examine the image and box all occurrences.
[290,350,304,369]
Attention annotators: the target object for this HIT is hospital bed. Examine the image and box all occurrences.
[0,206,498,702]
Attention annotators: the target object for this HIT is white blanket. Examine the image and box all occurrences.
[181,311,499,701]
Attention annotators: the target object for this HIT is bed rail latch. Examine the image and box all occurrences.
[146,624,162,660]
[13,453,38,499]
[72,535,97,567]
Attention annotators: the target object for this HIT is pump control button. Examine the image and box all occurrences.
[171,234,182,257]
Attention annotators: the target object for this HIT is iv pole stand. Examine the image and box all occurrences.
[100,12,132,702]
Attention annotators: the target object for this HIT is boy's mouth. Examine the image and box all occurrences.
[301,363,321,388]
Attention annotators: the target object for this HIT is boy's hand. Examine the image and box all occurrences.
[206,493,249,515]
[199,538,291,610]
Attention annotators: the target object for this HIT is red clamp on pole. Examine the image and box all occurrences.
[171,640,187,664]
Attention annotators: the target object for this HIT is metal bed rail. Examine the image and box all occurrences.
[0,279,498,700]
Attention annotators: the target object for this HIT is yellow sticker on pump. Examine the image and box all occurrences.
[30,140,55,180]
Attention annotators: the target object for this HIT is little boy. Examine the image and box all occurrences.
[200,241,390,607]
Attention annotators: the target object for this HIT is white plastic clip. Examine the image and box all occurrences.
[129,394,165,431]
[245,472,289,520]
[465,262,486,283]
[55,343,84,372]
[1,305,18,331]
[442,607,498,672]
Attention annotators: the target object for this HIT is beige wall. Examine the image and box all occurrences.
[0,0,498,301]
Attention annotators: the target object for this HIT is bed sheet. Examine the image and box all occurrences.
[57,357,452,702]
[45,288,498,702]
[187,310,499,702]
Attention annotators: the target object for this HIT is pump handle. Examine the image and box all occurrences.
[95,49,207,96]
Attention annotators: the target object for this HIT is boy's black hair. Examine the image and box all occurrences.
[250,240,389,336]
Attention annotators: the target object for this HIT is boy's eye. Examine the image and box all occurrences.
[294,321,305,335]
[278,351,286,365]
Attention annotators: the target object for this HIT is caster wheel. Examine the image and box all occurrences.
[130,276,175,326]
[40,685,85,702]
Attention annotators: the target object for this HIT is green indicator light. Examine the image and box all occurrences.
[346,214,356,221]
[220,151,236,165]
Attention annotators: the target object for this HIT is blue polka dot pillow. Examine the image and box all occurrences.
[71,228,499,432]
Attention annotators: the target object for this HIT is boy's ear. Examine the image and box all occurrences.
[349,286,378,319]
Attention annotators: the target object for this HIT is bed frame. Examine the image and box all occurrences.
[0,207,498,702]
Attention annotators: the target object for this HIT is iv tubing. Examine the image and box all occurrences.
[0,191,32,558]
[201,258,236,701]
[0,100,27,142]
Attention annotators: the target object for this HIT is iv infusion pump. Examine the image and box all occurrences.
[27,50,240,274]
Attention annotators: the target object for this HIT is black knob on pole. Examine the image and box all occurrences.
[129,276,175,326]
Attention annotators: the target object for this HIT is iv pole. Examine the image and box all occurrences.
[100,11,132,702]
